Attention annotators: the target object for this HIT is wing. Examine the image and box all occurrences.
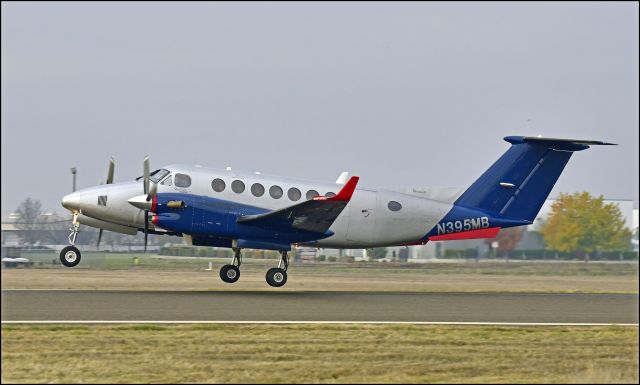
[237,176,360,234]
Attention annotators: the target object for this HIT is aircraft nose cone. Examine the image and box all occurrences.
[61,192,81,211]
[128,195,151,210]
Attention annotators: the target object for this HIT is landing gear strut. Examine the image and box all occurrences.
[59,212,81,267]
[266,251,288,287]
[220,248,241,283]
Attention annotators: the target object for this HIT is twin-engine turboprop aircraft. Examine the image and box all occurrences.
[60,136,614,286]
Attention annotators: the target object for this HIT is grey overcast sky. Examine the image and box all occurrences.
[2,1,638,215]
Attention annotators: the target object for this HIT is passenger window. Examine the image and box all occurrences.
[306,190,319,200]
[251,183,265,197]
[269,185,283,199]
[174,173,191,188]
[161,175,172,186]
[388,201,402,211]
[288,187,301,201]
[231,180,246,194]
[212,178,225,192]
[325,192,336,198]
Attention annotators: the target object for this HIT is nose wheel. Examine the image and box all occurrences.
[220,248,242,283]
[266,251,289,287]
[60,245,82,267]
[60,213,82,268]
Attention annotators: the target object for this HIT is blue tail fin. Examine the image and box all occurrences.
[454,136,615,222]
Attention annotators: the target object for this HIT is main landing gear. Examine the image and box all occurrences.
[220,248,241,283]
[59,213,81,267]
[266,251,288,288]
[217,248,290,287]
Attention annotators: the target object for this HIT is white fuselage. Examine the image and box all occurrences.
[63,164,458,248]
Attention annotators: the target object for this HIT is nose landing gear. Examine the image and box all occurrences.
[60,245,81,267]
[220,248,242,283]
[266,251,289,287]
[59,213,81,267]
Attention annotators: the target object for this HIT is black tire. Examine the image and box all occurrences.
[219,264,240,283]
[266,267,287,287]
[60,246,81,267]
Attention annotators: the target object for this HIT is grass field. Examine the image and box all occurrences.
[2,253,638,292]
[1,324,637,383]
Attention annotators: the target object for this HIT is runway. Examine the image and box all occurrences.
[2,290,637,324]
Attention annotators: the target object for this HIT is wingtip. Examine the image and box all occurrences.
[330,176,360,202]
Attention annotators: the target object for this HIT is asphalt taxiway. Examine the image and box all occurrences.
[2,290,637,324]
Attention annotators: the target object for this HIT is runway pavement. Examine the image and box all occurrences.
[2,290,637,324]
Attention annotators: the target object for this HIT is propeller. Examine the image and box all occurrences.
[97,157,115,249]
[106,157,115,184]
[125,156,158,252]
[142,156,158,252]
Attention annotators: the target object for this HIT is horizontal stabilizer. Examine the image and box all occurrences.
[504,136,617,151]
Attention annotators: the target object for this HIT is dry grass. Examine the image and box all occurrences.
[1,324,637,383]
[2,266,638,293]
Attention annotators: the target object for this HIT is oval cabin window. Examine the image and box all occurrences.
[269,185,283,199]
[231,180,245,194]
[211,178,225,192]
[388,201,402,211]
[251,183,265,197]
[288,187,301,201]
[306,190,319,200]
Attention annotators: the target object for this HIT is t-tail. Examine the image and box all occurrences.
[426,136,616,241]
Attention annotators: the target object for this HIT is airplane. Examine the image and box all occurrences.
[59,136,615,287]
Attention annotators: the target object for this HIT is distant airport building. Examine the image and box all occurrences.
[1,212,70,246]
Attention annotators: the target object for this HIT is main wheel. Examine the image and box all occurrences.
[266,267,287,287]
[219,264,240,283]
[60,246,81,267]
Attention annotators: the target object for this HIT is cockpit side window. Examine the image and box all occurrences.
[161,175,172,186]
[174,173,192,188]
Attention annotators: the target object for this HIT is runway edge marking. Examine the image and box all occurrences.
[2,321,638,326]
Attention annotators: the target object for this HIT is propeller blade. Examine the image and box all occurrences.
[97,229,103,249]
[106,157,115,184]
[147,181,157,201]
[144,210,149,252]
[143,156,150,195]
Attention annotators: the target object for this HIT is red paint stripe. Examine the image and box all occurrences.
[312,176,360,202]
[428,227,500,241]
[330,176,359,202]
[151,196,157,213]
[152,214,158,225]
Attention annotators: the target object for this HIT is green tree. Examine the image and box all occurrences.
[541,192,632,261]
[366,247,388,260]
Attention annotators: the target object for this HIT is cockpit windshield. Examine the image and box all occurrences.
[136,169,170,183]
